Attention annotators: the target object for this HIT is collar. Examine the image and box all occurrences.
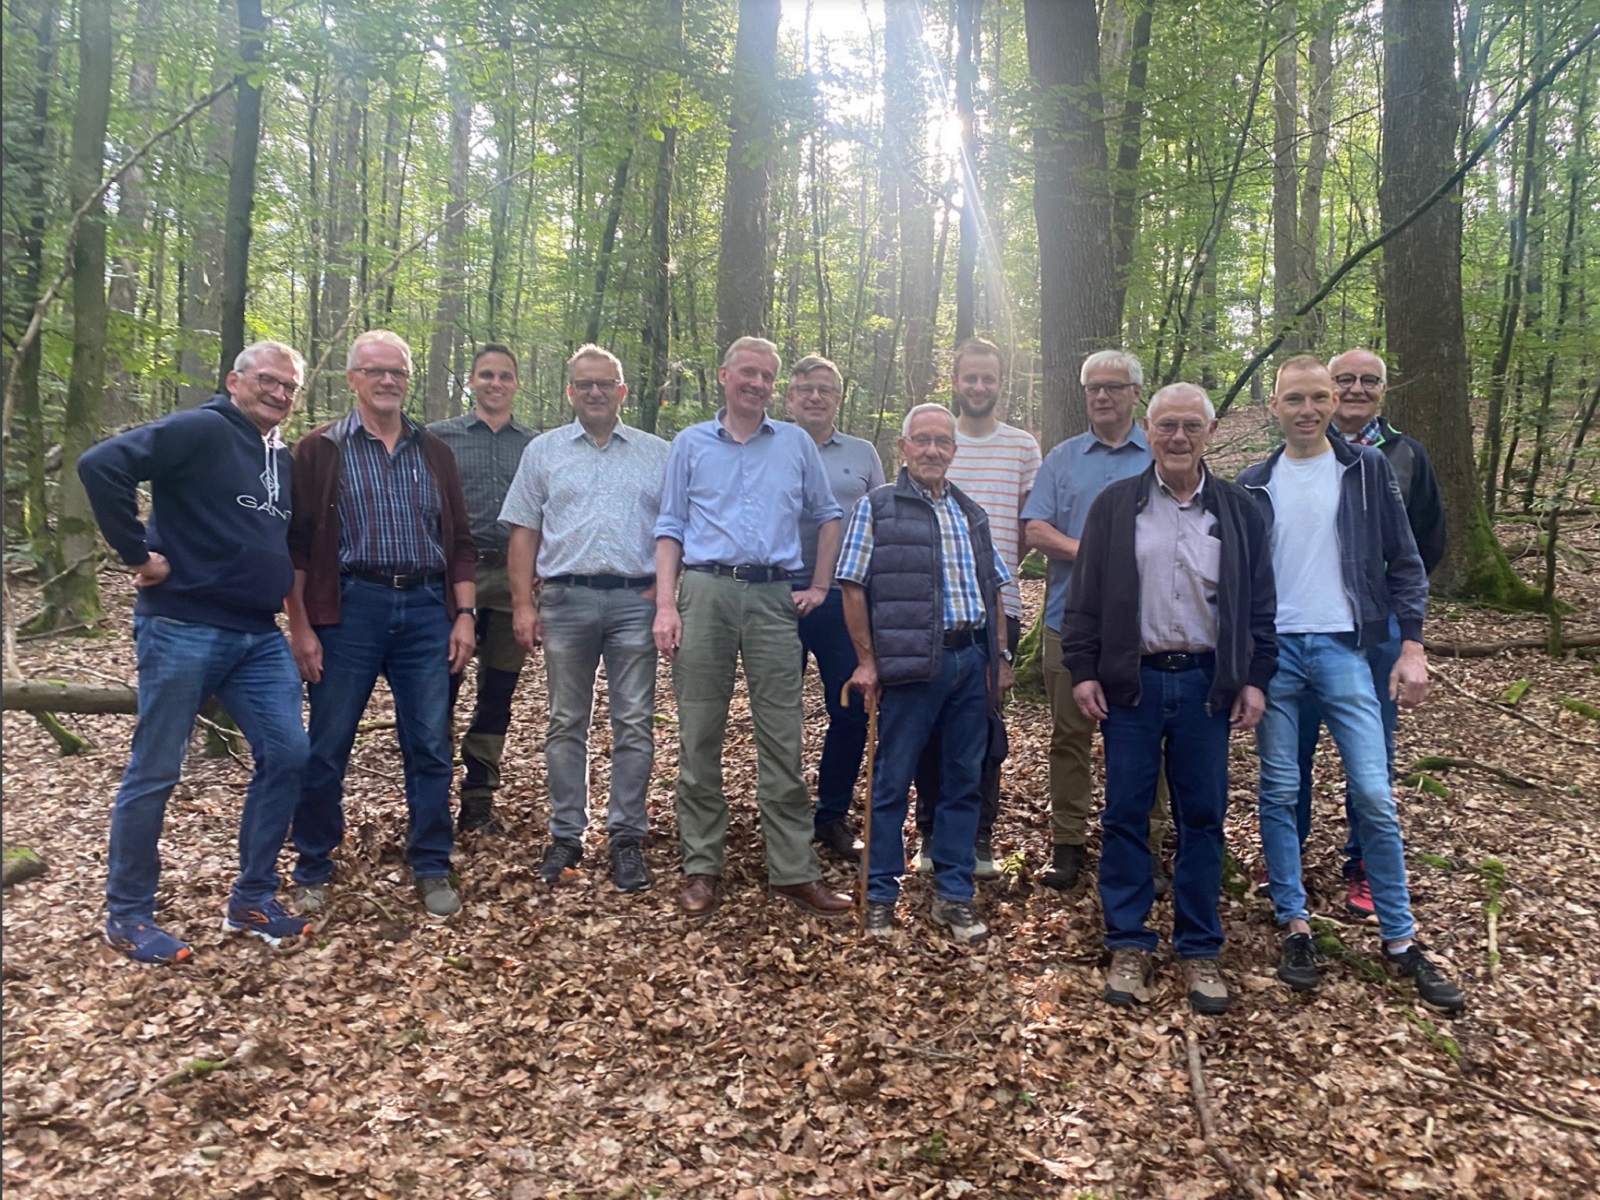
[346,408,422,444]
[1153,462,1206,505]
[713,408,777,439]
[567,418,631,445]
[467,410,532,435]
[1339,416,1385,446]
[1085,422,1149,453]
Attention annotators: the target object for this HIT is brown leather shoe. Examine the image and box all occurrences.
[769,879,853,917]
[679,874,720,917]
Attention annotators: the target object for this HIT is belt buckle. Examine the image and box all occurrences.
[389,572,407,589]
[731,565,754,582]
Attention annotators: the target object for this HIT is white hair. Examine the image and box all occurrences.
[1146,382,1216,422]
[1080,349,1144,387]
[901,403,957,438]
[1327,349,1387,384]
[347,329,413,371]
[234,340,304,375]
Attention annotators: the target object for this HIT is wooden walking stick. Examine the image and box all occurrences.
[843,683,879,926]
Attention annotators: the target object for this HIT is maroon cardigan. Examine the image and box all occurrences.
[288,414,477,626]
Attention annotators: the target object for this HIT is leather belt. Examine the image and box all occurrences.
[544,574,655,590]
[686,563,788,583]
[347,568,446,590]
[942,627,985,650]
[1141,651,1216,672]
[476,549,508,568]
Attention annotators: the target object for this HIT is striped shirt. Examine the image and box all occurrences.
[426,411,535,553]
[835,481,1011,631]
[945,422,1042,618]
[336,410,446,573]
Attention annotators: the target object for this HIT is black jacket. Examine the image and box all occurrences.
[1358,417,1446,575]
[1061,465,1278,714]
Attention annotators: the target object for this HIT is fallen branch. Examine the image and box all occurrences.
[1184,1030,1270,1200]
[2,847,48,888]
[31,710,92,755]
[1425,631,1600,657]
[1402,756,1540,789]
[1392,1056,1600,1135]
[2,679,137,714]
[1429,667,1600,751]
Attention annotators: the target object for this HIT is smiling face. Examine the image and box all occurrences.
[1330,349,1387,435]
[227,348,303,435]
[785,368,843,439]
[471,350,520,420]
[1082,360,1140,442]
[898,408,958,493]
[1270,362,1338,456]
[346,337,413,421]
[566,352,628,428]
[718,346,780,423]
[952,350,1003,420]
[1144,388,1217,485]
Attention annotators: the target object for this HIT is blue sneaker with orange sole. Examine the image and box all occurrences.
[105,919,193,964]
[222,898,313,947]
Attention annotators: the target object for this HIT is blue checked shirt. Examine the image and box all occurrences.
[336,410,447,573]
[835,479,1011,630]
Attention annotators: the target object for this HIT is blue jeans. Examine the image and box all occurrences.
[539,583,658,842]
[293,579,455,885]
[1258,633,1415,943]
[866,644,990,904]
[1295,616,1402,875]
[1100,664,1230,959]
[796,586,869,829]
[107,617,308,923]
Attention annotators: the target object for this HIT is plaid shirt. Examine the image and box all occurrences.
[426,411,535,553]
[336,410,446,573]
[835,479,1010,630]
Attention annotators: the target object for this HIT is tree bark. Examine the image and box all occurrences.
[1108,0,1152,332]
[1272,2,1302,352]
[716,0,781,353]
[106,0,158,426]
[641,0,684,435]
[2,680,138,714]
[1296,19,1333,351]
[425,51,471,424]
[218,0,266,387]
[586,135,637,347]
[954,0,982,343]
[885,0,936,405]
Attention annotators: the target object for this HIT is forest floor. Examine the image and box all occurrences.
[5,408,1600,1199]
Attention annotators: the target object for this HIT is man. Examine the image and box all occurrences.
[286,330,478,919]
[910,338,1040,878]
[1238,355,1465,1013]
[1021,349,1172,893]
[840,404,1011,944]
[785,354,885,861]
[79,341,313,962]
[1062,384,1277,1013]
[1296,348,1447,915]
[428,344,536,835]
[502,345,670,893]
[653,336,853,919]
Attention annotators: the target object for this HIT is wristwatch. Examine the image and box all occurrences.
[457,606,480,619]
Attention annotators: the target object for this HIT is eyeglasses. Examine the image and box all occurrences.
[247,371,301,397]
[569,379,620,394]
[1333,373,1383,390]
[1085,382,1135,397]
[906,434,956,451]
[1151,419,1210,438]
[352,366,411,382]
[789,384,840,399]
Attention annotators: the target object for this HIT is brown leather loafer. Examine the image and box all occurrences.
[679,874,720,917]
[769,879,853,917]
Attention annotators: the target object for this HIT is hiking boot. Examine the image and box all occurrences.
[222,898,312,947]
[292,885,328,916]
[538,839,584,887]
[1152,861,1171,901]
[1039,843,1085,891]
[910,844,934,873]
[1183,958,1232,1014]
[105,919,193,965]
[1384,943,1467,1014]
[1345,864,1376,918]
[865,900,896,940]
[416,876,461,918]
[1103,947,1154,1006]
[457,793,502,836]
[610,839,652,894]
[1277,932,1319,991]
[813,820,861,862]
[930,896,989,944]
[973,840,1001,881]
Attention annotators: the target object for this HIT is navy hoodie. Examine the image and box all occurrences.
[78,395,294,632]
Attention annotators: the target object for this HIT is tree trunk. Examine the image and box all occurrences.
[885,0,936,404]
[641,0,683,435]
[426,52,471,423]
[1296,19,1333,351]
[1271,1,1301,352]
[1107,0,1152,331]
[105,0,157,426]
[954,0,982,343]
[716,0,780,352]
[586,136,637,347]
[1025,0,1117,451]
[486,35,515,339]
[218,0,265,387]
[45,0,112,627]
[1381,0,1536,605]
[2,680,138,713]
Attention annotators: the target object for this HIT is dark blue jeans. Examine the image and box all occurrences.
[1294,615,1402,876]
[796,586,869,829]
[1100,664,1230,959]
[107,617,308,923]
[867,643,990,905]
[293,578,455,885]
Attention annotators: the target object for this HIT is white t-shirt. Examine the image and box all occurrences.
[1266,449,1355,634]
[947,423,1042,619]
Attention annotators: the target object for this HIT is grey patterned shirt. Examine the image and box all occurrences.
[499,419,671,578]
[799,428,885,583]
[426,411,536,553]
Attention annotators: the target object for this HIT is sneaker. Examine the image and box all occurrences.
[457,794,502,836]
[1345,867,1376,918]
[222,898,312,947]
[416,876,461,918]
[292,884,327,916]
[610,839,652,893]
[814,821,861,862]
[910,845,934,873]
[865,900,896,940]
[1183,958,1232,1014]
[1152,861,1171,901]
[1103,947,1154,1006]
[973,840,1001,881]
[1277,932,1319,991]
[930,896,989,944]
[1039,843,1085,891]
[538,839,584,887]
[1384,943,1467,1014]
[105,919,193,964]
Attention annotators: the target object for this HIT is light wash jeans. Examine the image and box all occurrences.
[1257,632,1416,943]
[539,583,658,842]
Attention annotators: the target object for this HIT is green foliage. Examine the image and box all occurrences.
[1498,678,1531,706]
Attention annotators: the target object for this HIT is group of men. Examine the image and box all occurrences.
[80,327,1464,1019]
